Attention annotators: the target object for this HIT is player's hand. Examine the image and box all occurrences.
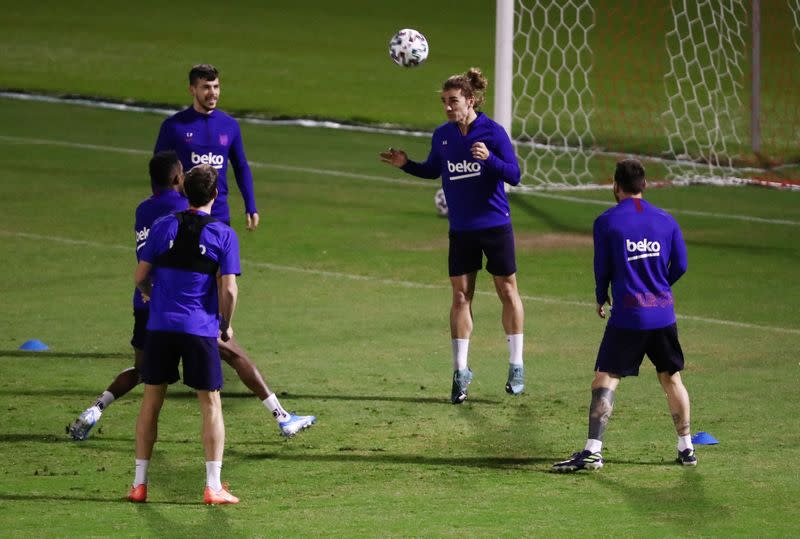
[219,326,233,342]
[141,293,150,303]
[379,147,408,167]
[471,142,490,160]
[597,299,612,319]
[246,212,260,231]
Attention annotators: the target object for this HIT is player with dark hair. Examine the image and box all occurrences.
[152,63,316,436]
[380,67,525,404]
[156,63,258,229]
[68,151,314,440]
[68,151,187,439]
[552,159,696,472]
[129,164,239,504]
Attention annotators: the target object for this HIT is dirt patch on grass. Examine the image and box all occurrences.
[514,232,592,251]
[397,232,592,252]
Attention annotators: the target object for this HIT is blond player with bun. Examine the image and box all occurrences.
[381,68,525,404]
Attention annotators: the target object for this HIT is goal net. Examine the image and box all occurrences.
[500,0,800,188]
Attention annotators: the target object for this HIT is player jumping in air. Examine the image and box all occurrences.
[380,67,525,404]
[552,159,696,472]
[69,151,314,440]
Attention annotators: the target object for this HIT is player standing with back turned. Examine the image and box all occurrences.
[380,67,525,404]
[68,152,313,439]
[128,164,240,504]
[553,159,697,472]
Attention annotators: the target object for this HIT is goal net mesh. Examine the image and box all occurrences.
[510,0,800,188]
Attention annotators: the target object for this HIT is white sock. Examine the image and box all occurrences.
[507,334,523,366]
[452,339,469,371]
[205,461,223,491]
[677,435,693,452]
[133,459,149,487]
[94,391,115,412]
[263,394,290,422]
[584,439,603,454]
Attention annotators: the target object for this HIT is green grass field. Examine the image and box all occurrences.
[1,97,799,537]
[1,1,800,536]
[3,0,800,171]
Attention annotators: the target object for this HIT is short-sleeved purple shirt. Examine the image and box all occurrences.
[133,189,189,310]
[140,210,241,337]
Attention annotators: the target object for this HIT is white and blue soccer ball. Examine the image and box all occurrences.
[434,188,448,217]
[389,28,429,67]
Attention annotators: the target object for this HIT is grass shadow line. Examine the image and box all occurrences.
[238,450,558,469]
[0,350,130,359]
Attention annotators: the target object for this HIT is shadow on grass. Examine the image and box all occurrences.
[510,194,590,235]
[0,387,499,405]
[0,350,129,359]
[589,466,731,533]
[0,433,69,443]
[0,492,202,505]
[135,497,234,536]
[238,450,558,469]
[276,392,501,405]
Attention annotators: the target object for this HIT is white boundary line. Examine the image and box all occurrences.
[1,133,798,227]
[4,90,796,178]
[1,229,798,336]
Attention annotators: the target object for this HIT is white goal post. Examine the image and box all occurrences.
[494,0,800,188]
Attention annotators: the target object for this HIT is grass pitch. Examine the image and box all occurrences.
[0,98,799,537]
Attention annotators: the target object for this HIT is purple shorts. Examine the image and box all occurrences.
[448,223,517,277]
[131,309,149,350]
[142,330,223,390]
[595,323,684,377]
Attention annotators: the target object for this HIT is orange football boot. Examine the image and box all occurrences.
[203,483,239,505]
[127,484,147,503]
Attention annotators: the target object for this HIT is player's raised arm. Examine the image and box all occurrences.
[379,147,408,167]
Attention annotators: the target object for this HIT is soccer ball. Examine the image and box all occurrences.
[389,29,429,67]
[434,188,448,217]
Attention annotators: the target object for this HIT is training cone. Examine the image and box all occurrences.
[19,339,49,352]
[691,431,719,445]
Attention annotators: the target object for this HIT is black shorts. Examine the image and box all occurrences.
[142,331,223,390]
[131,309,150,350]
[595,323,685,377]
[448,223,517,277]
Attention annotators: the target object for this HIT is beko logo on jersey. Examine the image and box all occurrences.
[626,238,661,261]
[190,151,224,169]
[135,227,149,251]
[447,160,482,180]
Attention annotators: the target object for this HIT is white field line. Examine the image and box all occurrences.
[1,133,798,227]
[1,229,798,336]
[2,90,790,175]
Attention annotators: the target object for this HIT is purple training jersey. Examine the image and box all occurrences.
[133,189,189,310]
[401,112,520,231]
[154,107,257,224]
[140,210,241,338]
[593,197,688,330]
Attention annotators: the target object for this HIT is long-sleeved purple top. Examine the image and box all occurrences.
[155,107,257,224]
[593,197,688,329]
[401,112,520,231]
